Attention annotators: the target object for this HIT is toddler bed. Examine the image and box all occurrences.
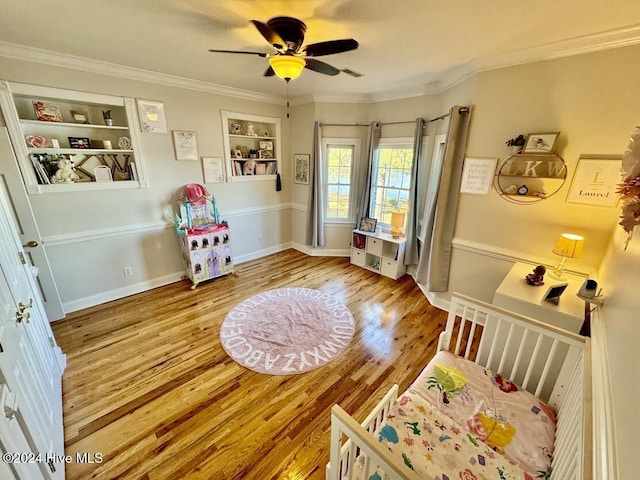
[328,293,590,480]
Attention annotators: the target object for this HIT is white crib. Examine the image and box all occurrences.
[328,293,591,480]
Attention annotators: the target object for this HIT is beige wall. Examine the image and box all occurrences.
[0,57,291,311]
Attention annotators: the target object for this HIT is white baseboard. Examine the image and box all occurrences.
[290,242,350,257]
[62,271,185,313]
[234,242,293,264]
[62,243,294,313]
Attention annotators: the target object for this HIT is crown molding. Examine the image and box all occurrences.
[0,41,283,105]
[476,24,640,73]
[2,23,640,107]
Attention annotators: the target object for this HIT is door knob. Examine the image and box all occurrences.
[18,299,33,312]
[16,311,30,323]
[23,240,39,248]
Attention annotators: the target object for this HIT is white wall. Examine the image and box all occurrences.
[0,56,291,312]
[596,230,640,478]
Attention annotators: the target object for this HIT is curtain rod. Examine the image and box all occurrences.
[320,112,456,128]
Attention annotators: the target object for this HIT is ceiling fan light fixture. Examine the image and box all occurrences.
[268,55,306,81]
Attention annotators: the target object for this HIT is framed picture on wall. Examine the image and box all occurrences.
[202,156,225,183]
[294,153,310,184]
[566,154,622,207]
[522,132,560,153]
[172,130,198,161]
[137,99,167,133]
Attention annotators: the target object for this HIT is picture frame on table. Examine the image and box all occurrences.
[566,154,622,207]
[522,132,560,153]
[68,137,92,149]
[359,217,378,233]
[542,282,569,305]
[70,110,90,124]
[33,101,62,122]
[172,130,198,161]
[294,153,310,184]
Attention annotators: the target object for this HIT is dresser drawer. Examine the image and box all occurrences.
[351,248,366,267]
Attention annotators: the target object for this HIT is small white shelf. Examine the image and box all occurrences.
[26,180,144,194]
[28,148,133,154]
[351,229,406,280]
[20,119,129,130]
[229,134,276,140]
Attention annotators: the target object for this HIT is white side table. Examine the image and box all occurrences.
[493,262,587,334]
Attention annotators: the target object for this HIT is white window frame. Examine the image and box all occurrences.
[322,137,361,224]
[369,137,414,228]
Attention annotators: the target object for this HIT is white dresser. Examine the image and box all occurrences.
[493,262,588,334]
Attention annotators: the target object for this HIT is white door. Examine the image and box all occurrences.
[0,128,65,320]
[0,175,65,479]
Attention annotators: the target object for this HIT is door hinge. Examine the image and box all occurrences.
[18,251,26,265]
[1,384,18,419]
[49,337,55,348]
[47,459,56,473]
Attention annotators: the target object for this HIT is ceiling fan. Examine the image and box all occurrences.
[209,16,359,82]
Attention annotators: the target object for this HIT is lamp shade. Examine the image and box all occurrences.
[268,56,306,80]
[390,211,405,228]
[552,233,584,259]
[390,210,406,238]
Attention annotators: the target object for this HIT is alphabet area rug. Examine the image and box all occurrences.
[220,287,355,375]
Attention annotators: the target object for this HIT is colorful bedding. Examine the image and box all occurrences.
[356,351,556,480]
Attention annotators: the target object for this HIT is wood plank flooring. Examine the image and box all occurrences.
[51,249,448,480]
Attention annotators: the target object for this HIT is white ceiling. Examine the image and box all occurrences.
[1,0,640,101]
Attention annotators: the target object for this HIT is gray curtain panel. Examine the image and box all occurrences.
[404,117,425,266]
[355,121,381,229]
[416,105,472,291]
[306,121,326,247]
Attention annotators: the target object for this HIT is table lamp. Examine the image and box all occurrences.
[548,233,584,280]
[390,211,406,238]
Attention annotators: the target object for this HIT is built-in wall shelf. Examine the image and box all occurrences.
[0,80,149,193]
[220,111,281,181]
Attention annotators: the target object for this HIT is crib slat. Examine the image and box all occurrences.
[463,309,479,359]
[508,328,528,381]
[454,304,469,355]
[484,316,503,368]
[534,339,559,397]
[497,323,516,373]
[521,332,543,390]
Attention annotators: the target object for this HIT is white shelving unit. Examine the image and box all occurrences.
[351,229,406,280]
[0,81,148,194]
[220,110,281,182]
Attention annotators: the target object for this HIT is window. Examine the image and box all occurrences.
[323,138,360,222]
[369,138,414,226]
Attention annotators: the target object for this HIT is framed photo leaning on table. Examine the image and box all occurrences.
[359,217,377,233]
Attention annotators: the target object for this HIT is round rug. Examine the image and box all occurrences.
[220,287,355,375]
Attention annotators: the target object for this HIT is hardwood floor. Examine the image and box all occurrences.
[51,250,448,480]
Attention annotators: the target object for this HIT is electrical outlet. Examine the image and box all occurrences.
[123,266,133,277]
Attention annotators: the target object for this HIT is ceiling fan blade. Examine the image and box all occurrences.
[304,39,358,57]
[263,66,275,77]
[305,58,340,76]
[251,20,286,50]
[209,49,267,57]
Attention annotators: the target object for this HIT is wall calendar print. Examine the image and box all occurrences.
[460,157,497,195]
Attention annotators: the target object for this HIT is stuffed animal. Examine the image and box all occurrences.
[52,158,80,183]
[243,159,256,175]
